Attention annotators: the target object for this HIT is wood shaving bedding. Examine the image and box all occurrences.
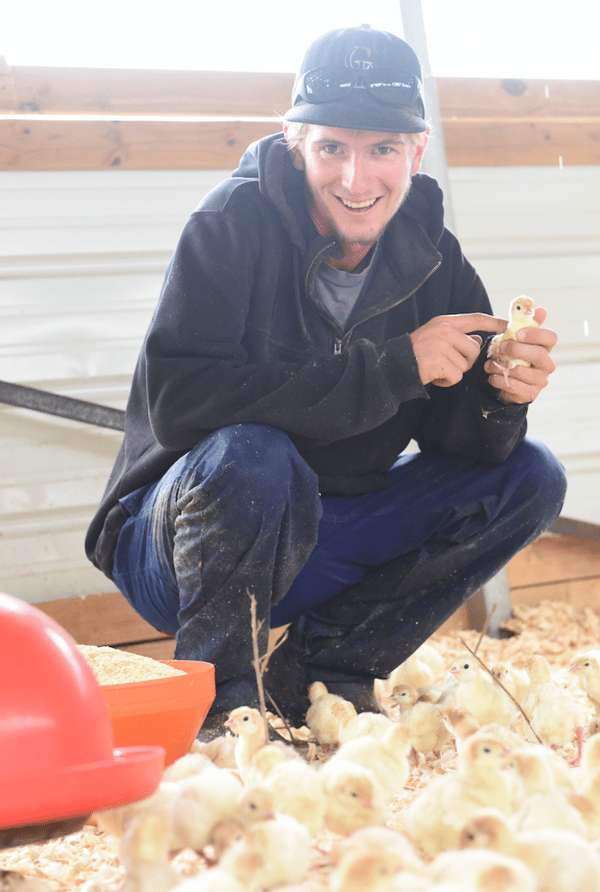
[3,599,600,890]
[76,646,185,685]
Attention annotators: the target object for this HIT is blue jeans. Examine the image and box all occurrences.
[112,423,566,714]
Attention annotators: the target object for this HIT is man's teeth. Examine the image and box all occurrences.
[340,198,378,209]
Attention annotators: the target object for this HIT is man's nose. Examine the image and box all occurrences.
[340,152,370,193]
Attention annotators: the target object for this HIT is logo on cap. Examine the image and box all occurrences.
[346,46,373,71]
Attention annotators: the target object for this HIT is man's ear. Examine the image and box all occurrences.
[411,127,430,175]
[283,124,305,171]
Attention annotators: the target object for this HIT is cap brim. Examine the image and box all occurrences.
[284,98,428,134]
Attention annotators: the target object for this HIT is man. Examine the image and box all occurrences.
[86,25,566,736]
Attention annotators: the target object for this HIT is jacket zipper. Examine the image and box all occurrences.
[334,258,442,355]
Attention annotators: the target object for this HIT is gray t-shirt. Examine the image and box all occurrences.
[315,245,380,330]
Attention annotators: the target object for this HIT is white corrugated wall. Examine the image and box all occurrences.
[1,164,598,603]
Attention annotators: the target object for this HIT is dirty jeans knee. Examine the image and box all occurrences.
[281,438,566,684]
[114,423,321,712]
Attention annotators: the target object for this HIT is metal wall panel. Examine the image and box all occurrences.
[0,165,598,602]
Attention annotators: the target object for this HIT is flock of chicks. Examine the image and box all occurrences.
[70,644,600,892]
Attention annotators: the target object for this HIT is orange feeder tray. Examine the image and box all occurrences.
[101,659,216,767]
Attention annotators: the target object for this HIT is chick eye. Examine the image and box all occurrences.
[243,715,250,721]
[515,303,522,311]
[482,746,491,753]
[350,791,359,798]
[462,663,470,670]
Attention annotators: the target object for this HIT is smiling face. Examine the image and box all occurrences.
[287,124,427,270]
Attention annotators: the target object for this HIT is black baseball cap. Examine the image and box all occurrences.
[285,24,427,134]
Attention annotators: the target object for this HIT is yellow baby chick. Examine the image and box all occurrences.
[94,761,243,844]
[0,876,51,892]
[503,746,588,837]
[328,721,411,802]
[117,811,182,892]
[392,684,452,758]
[305,681,357,749]
[334,701,396,745]
[490,662,529,705]
[375,642,444,702]
[319,761,389,835]
[487,296,539,387]
[258,754,327,836]
[328,848,409,892]
[191,734,238,770]
[331,825,425,874]
[168,769,260,853]
[522,655,585,765]
[172,848,264,892]
[449,653,517,729]
[458,808,600,892]
[161,751,212,782]
[225,706,293,781]
[219,811,312,890]
[406,730,513,857]
[569,651,600,716]
[428,848,537,892]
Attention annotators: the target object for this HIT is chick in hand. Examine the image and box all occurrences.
[487,296,539,387]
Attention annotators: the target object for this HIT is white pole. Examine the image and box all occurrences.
[398,0,457,235]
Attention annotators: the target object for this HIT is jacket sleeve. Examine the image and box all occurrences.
[143,205,429,452]
[415,346,528,463]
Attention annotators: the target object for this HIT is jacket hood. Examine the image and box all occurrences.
[231,131,447,253]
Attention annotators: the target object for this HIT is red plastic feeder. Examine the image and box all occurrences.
[0,592,165,847]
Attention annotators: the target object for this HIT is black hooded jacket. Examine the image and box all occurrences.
[86,132,527,579]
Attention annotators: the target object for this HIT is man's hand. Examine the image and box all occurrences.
[484,307,557,405]
[409,313,506,387]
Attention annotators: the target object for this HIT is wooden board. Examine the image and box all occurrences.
[35,591,173,648]
[2,64,600,169]
[0,118,277,171]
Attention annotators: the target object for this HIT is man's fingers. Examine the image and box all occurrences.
[445,313,507,335]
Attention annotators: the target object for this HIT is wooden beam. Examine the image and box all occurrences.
[35,592,172,648]
[2,66,599,169]
[1,65,294,118]
[0,118,278,170]
[2,115,597,170]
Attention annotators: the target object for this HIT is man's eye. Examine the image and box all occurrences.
[322,144,340,154]
[377,145,394,155]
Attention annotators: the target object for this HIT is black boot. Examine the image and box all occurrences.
[263,615,384,727]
